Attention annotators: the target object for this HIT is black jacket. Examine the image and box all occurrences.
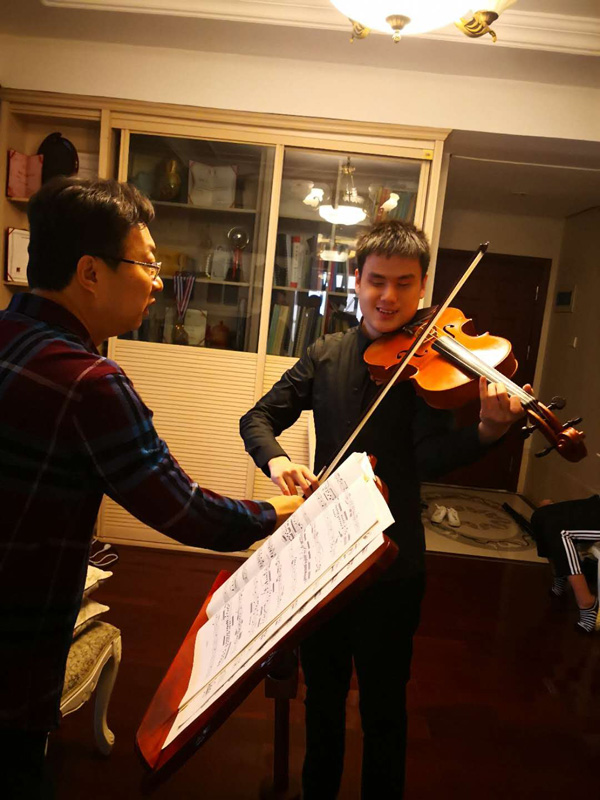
[241,325,488,576]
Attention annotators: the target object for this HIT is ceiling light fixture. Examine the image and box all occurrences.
[329,1,517,44]
[318,157,367,226]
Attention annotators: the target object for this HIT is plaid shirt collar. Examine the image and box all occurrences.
[8,292,98,354]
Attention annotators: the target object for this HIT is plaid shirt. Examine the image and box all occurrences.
[0,293,275,731]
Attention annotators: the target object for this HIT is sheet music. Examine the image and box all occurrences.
[206,452,378,617]
[163,529,384,748]
[162,453,393,749]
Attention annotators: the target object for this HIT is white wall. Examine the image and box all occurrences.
[524,207,600,504]
[1,34,599,142]
[440,208,564,259]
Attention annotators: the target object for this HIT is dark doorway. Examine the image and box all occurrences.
[431,248,551,491]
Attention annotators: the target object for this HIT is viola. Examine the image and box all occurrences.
[364,306,587,463]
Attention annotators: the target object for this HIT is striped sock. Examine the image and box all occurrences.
[577,597,599,633]
[551,576,568,596]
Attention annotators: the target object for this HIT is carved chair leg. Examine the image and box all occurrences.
[93,636,122,755]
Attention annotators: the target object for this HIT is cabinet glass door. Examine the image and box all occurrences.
[267,148,421,357]
[122,134,275,352]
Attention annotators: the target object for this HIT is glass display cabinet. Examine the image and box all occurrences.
[267,148,422,357]
[122,133,275,353]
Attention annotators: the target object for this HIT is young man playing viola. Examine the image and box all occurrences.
[240,220,527,799]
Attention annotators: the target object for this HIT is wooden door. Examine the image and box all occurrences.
[430,249,550,491]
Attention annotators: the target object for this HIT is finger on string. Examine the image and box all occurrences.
[492,382,507,403]
[510,395,526,416]
[479,376,488,403]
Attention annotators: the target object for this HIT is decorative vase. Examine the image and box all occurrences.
[156,159,182,201]
[209,320,230,349]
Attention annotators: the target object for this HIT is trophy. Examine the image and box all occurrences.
[226,227,249,282]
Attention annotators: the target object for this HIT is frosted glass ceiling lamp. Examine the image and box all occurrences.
[329,1,517,43]
[318,158,367,226]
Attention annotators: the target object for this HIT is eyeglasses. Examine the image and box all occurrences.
[94,254,162,280]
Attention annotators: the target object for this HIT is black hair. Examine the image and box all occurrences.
[355,219,430,278]
[27,177,154,290]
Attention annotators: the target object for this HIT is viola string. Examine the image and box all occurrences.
[405,322,538,407]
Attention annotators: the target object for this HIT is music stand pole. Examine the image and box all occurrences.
[259,649,300,800]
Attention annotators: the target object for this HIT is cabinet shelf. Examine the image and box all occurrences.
[162,276,250,287]
[271,286,352,297]
[153,200,256,215]
[272,285,324,292]
[6,196,30,204]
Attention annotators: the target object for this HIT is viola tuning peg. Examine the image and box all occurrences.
[535,445,556,458]
[563,418,582,428]
[521,424,535,438]
[547,396,566,411]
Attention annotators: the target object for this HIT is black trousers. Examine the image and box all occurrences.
[0,729,53,799]
[530,495,600,576]
[299,572,425,800]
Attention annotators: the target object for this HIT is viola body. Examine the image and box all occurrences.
[364,308,518,410]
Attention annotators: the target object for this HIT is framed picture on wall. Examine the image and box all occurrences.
[554,285,576,313]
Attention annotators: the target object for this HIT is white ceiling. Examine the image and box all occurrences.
[445,131,600,218]
[2,0,599,218]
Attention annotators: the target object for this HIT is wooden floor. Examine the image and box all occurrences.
[48,546,600,799]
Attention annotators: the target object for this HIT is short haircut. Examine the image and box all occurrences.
[355,220,430,278]
[27,177,155,291]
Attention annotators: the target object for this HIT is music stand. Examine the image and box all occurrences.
[136,536,398,793]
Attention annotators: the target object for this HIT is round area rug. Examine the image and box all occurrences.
[421,489,534,551]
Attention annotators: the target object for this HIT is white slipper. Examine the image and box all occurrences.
[431,504,447,524]
[447,507,461,527]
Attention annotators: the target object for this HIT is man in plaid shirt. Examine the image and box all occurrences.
[0,177,301,797]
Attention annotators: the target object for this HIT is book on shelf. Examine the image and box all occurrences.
[289,235,303,288]
[274,232,289,286]
[273,303,291,355]
[267,303,291,355]
[6,150,43,199]
[293,295,321,357]
[306,235,322,291]
[388,191,416,221]
[137,452,396,771]
[267,304,280,353]
[5,227,30,284]
[326,300,358,335]
[370,186,417,224]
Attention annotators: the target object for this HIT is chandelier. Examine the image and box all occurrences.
[317,158,367,226]
[329,1,517,44]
